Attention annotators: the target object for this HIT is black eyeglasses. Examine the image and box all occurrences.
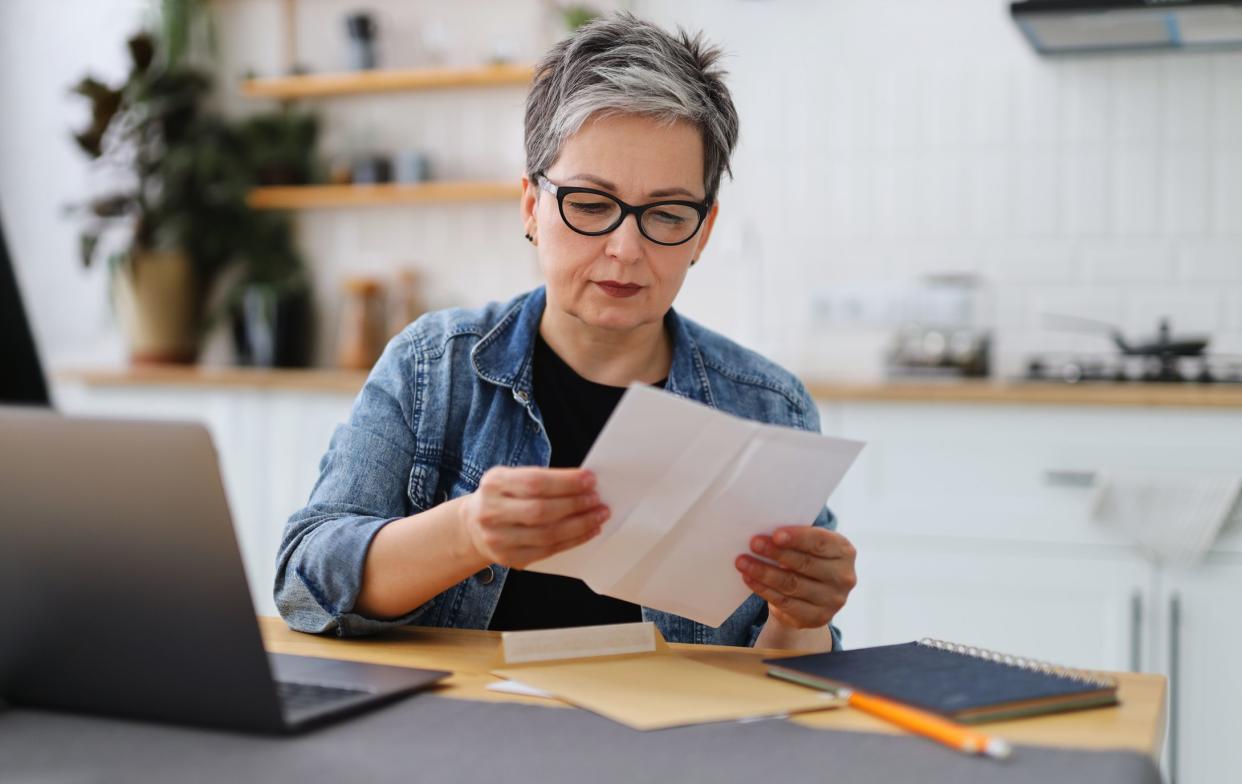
[537,174,710,247]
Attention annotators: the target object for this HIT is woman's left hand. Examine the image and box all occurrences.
[735,527,857,630]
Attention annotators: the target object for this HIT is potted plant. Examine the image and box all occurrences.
[70,31,250,363]
[210,108,319,368]
[225,210,314,368]
[237,107,320,187]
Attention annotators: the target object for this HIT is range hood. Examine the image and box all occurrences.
[1011,0,1242,54]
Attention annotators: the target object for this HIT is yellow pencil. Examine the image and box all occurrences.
[843,689,1012,760]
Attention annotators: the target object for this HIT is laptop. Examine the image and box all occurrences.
[0,212,448,734]
[0,406,450,733]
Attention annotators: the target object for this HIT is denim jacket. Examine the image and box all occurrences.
[275,286,842,649]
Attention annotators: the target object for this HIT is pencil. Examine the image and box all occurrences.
[843,689,1012,760]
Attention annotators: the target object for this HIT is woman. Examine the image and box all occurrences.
[276,13,856,651]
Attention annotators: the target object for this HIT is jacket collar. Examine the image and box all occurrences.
[470,286,716,406]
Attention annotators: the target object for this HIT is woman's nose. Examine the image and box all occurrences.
[603,213,644,263]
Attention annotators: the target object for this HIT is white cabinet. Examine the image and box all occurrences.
[1155,557,1242,784]
[834,536,1152,673]
[821,399,1242,784]
[821,402,1242,550]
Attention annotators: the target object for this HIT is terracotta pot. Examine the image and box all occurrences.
[113,250,200,364]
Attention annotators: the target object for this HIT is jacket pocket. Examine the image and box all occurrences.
[409,457,482,511]
[407,460,438,512]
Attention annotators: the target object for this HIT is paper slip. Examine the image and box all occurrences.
[492,657,841,730]
[486,679,557,700]
[485,678,797,722]
[501,621,659,664]
[527,383,864,627]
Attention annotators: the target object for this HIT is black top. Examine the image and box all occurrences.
[487,334,660,631]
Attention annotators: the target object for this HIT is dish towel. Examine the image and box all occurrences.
[1091,471,1242,566]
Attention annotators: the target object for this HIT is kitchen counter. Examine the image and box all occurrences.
[55,367,1242,408]
[803,378,1242,409]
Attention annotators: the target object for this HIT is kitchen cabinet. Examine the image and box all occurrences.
[834,537,1152,673]
[822,399,1242,784]
[820,401,1242,551]
[1155,558,1242,784]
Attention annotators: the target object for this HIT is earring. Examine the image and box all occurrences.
[690,258,697,267]
[524,232,534,243]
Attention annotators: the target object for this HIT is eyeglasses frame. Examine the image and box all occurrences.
[535,173,711,247]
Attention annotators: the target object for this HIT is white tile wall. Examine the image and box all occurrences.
[1178,242,1242,282]
[638,0,1242,378]
[4,0,1240,378]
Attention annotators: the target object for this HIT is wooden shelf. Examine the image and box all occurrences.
[240,63,535,99]
[56,366,370,394]
[247,181,522,210]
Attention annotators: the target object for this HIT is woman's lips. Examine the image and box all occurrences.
[594,281,643,298]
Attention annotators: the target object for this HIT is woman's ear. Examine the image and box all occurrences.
[520,174,538,240]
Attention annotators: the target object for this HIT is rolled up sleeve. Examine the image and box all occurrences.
[274,331,434,637]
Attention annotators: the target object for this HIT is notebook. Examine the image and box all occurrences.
[764,638,1119,724]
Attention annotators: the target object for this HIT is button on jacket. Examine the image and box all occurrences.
[275,286,842,648]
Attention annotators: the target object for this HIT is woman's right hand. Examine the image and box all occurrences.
[457,466,610,569]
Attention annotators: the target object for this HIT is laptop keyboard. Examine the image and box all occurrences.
[275,680,371,712]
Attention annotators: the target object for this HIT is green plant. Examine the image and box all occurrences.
[225,212,307,295]
[560,4,600,31]
[70,31,251,301]
[209,110,318,328]
[70,24,318,352]
[157,0,216,70]
[235,108,320,187]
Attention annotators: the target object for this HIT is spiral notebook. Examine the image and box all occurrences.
[764,639,1119,724]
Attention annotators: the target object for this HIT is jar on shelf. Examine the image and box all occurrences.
[337,276,388,370]
[389,268,427,337]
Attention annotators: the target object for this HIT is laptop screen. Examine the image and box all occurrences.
[0,208,51,406]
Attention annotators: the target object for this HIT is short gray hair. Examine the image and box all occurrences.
[524,12,739,205]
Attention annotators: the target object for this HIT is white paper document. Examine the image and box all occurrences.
[527,384,864,627]
[485,679,558,700]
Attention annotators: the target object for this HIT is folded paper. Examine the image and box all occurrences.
[492,623,844,730]
[527,384,865,626]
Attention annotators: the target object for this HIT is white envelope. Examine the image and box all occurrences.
[527,384,864,627]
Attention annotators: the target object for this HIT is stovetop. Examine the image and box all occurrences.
[1025,353,1242,384]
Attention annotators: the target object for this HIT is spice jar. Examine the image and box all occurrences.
[337,276,387,370]
[389,268,427,337]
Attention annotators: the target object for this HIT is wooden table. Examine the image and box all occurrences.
[259,617,1167,760]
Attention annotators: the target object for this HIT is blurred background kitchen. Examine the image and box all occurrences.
[3,1,1241,779]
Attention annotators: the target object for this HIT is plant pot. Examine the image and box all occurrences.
[230,281,313,368]
[113,250,200,364]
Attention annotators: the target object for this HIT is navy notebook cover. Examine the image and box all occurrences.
[764,641,1117,722]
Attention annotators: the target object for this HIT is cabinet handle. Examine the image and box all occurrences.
[1043,469,1097,488]
[1169,593,1182,784]
[1129,591,1142,672]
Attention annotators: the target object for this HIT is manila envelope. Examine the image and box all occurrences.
[490,622,843,731]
